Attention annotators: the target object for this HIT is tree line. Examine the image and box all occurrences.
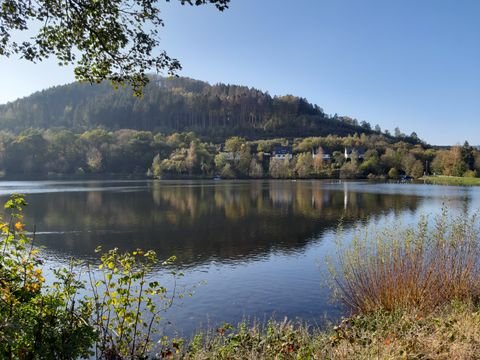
[0,128,477,180]
[0,76,422,143]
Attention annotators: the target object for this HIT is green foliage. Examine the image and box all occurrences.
[89,248,181,359]
[0,195,186,359]
[183,302,480,359]
[422,175,480,186]
[294,152,313,178]
[0,195,96,359]
[184,320,319,359]
[0,77,381,140]
[340,161,359,179]
[464,169,477,178]
[0,1,229,94]
[269,158,291,179]
[220,163,235,178]
[0,121,476,181]
[387,167,398,179]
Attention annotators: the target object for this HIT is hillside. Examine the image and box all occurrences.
[0,76,376,140]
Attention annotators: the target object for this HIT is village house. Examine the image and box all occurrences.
[344,147,365,161]
[312,148,332,161]
[218,143,240,161]
[272,145,293,160]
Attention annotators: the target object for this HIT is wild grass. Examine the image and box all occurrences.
[421,175,480,186]
[182,302,480,359]
[331,210,480,314]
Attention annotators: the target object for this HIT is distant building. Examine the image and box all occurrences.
[312,148,332,161]
[344,147,365,160]
[272,145,293,160]
[218,143,240,161]
[222,152,239,161]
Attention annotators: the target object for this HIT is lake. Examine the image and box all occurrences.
[0,179,477,337]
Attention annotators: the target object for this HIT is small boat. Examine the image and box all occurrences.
[213,175,222,181]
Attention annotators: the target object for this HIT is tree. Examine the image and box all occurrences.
[151,153,162,178]
[224,136,245,154]
[410,160,424,178]
[86,147,103,172]
[461,141,475,171]
[294,153,313,178]
[394,127,402,138]
[237,144,252,176]
[313,147,324,173]
[248,158,263,178]
[388,167,398,179]
[185,140,199,175]
[269,158,290,179]
[360,121,371,131]
[0,0,230,93]
[340,161,358,179]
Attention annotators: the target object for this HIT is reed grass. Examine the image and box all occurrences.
[332,210,480,314]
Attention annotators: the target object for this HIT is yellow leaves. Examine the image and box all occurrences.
[0,222,9,234]
[34,268,45,283]
[25,282,41,293]
[14,221,24,231]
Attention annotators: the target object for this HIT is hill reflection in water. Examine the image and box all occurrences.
[2,180,475,335]
[5,180,423,267]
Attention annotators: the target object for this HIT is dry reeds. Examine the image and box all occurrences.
[332,210,480,314]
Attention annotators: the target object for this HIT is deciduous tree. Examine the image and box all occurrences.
[0,0,230,93]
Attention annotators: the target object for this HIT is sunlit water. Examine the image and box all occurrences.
[0,179,477,337]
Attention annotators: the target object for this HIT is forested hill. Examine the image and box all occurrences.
[0,76,377,140]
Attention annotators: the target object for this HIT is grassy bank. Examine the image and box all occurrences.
[421,175,480,186]
[182,302,480,359]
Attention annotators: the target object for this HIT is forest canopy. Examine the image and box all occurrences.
[0,76,419,143]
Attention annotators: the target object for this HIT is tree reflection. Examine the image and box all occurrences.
[9,181,423,267]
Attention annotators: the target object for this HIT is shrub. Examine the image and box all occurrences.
[464,169,477,178]
[388,167,398,179]
[88,248,181,359]
[0,195,96,359]
[0,195,184,359]
[331,210,480,314]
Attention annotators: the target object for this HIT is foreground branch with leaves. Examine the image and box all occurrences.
[0,194,184,359]
[0,0,230,94]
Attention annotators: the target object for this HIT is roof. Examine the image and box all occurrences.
[345,147,366,155]
[273,145,292,155]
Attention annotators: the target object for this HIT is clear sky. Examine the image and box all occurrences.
[0,0,479,145]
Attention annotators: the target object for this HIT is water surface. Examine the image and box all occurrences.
[0,180,476,336]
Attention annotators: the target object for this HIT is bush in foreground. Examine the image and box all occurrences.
[0,195,182,359]
[331,210,480,314]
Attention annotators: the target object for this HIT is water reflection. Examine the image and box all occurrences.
[0,180,423,267]
[0,180,477,335]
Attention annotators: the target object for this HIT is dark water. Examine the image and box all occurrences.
[0,180,477,336]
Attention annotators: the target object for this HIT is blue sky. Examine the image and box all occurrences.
[0,0,479,145]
